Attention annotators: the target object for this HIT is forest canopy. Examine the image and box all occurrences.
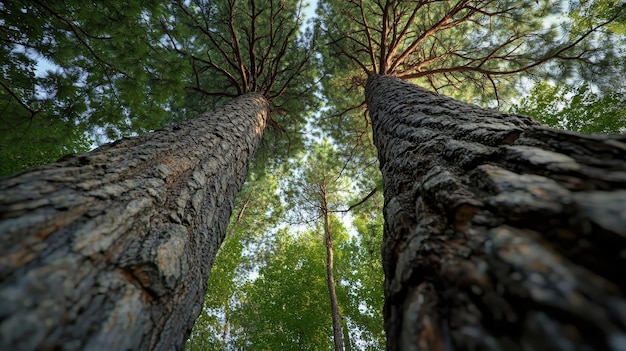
[2,0,624,175]
[1,0,625,349]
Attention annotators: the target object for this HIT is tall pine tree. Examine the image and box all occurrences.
[0,0,317,348]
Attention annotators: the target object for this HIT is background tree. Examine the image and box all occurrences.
[338,192,386,351]
[512,82,626,134]
[509,1,626,135]
[287,141,354,351]
[286,141,387,351]
[188,141,386,350]
[185,170,285,350]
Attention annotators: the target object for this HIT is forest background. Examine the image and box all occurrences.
[1,0,625,350]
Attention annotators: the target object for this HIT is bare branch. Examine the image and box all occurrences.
[32,0,130,78]
[389,0,472,74]
[0,79,38,117]
[358,0,379,73]
[378,0,391,73]
[226,0,250,91]
[227,192,253,237]
[333,187,378,213]
[400,9,622,81]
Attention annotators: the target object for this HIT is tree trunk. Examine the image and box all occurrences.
[342,318,352,351]
[366,75,626,351]
[321,185,345,351]
[0,93,269,350]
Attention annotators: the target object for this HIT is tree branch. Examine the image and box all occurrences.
[0,79,38,117]
[333,187,378,213]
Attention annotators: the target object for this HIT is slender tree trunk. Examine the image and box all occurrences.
[321,185,345,351]
[222,306,230,344]
[366,75,626,351]
[342,318,352,351]
[0,93,269,350]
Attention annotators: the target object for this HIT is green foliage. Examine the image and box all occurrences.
[283,141,385,350]
[192,217,385,350]
[159,0,322,164]
[4,0,625,348]
[186,170,285,350]
[340,205,385,350]
[564,0,626,93]
[512,82,626,134]
[0,1,189,175]
[0,112,92,176]
[317,0,624,107]
[1,0,320,175]
[186,231,245,350]
[188,141,385,350]
[233,229,333,350]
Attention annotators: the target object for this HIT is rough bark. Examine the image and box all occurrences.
[0,94,269,350]
[321,184,345,351]
[366,74,626,351]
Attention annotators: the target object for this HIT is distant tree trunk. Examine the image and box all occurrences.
[366,75,626,351]
[321,184,345,351]
[222,306,230,344]
[0,94,269,350]
[342,318,352,351]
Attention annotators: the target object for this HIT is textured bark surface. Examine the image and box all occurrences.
[366,75,626,351]
[0,94,269,350]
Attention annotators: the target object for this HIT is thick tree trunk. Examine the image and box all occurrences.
[0,94,269,350]
[321,185,345,351]
[366,75,626,351]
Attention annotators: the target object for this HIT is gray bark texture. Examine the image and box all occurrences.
[0,93,269,350]
[366,74,626,351]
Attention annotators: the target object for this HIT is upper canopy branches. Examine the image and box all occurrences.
[319,0,624,95]
[162,0,317,102]
[0,0,320,173]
